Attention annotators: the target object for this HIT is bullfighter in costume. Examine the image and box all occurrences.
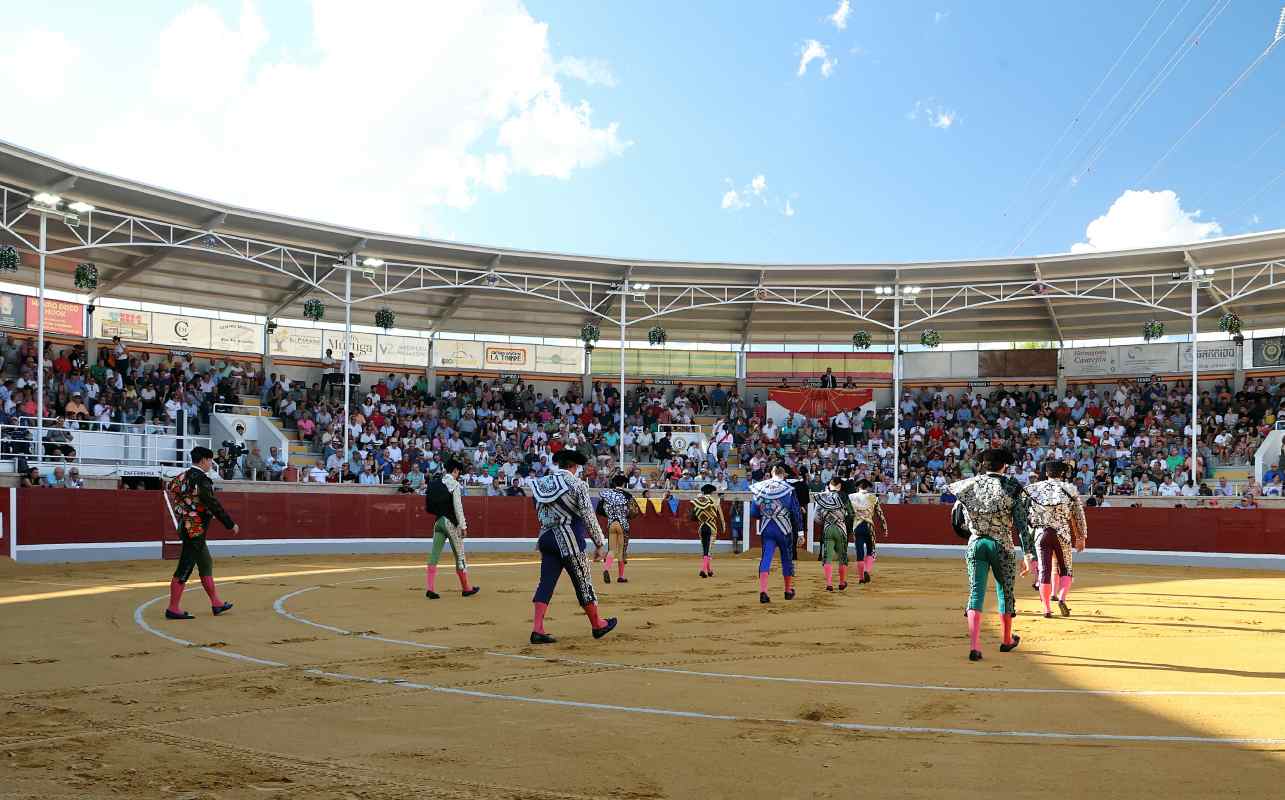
[423,458,480,599]
[596,474,641,584]
[529,449,618,644]
[752,465,803,604]
[163,446,238,619]
[814,477,850,591]
[691,483,726,578]
[1025,461,1088,617]
[948,448,1035,662]
[848,479,888,584]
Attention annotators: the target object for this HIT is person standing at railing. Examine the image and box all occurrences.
[163,445,238,620]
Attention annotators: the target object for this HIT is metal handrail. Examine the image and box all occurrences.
[0,423,210,468]
[214,403,270,417]
[10,415,180,435]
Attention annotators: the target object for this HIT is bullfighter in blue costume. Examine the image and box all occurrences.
[752,465,803,604]
[528,449,618,644]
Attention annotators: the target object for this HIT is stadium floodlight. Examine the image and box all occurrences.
[874,286,892,295]
[31,192,61,209]
[67,201,95,214]
[903,285,923,296]
[361,257,384,268]
[631,281,650,291]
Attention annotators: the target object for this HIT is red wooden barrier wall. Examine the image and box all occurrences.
[14,488,1285,555]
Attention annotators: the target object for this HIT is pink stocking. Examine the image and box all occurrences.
[839,564,848,585]
[617,560,626,579]
[167,578,185,614]
[823,563,833,587]
[758,572,769,593]
[854,559,866,582]
[1039,583,1053,614]
[1058,576,1073,601]
[456,569,473,592]
[603,554,614,572]
[864,555,875,574]
[966,609,981,651]
[199,576,222,606]
[425,565,438,592]
[1001,613,1014,646]
[532,601,549,634]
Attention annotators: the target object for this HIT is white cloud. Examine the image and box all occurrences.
[0,28,81,101]
[1070,190,1222,254]
[0,0,630,234]
[783,199,796,217]
[829,0,852,30]
[797,39,836,78]
[909,99,958,130]
[721,174,785,212]
[556,56,618,87]
[934,10,950,24]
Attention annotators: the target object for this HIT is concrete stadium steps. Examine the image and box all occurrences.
[240,395,321,463]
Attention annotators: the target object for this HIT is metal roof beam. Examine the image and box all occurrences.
[583,265,631,327]
[433,254,502,331]
[91,252,168,299]
[1185,250,1241,324]
[1032,262,1064,343]
[739,270,768,346]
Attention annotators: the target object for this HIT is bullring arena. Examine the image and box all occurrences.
[2,141,1285,799]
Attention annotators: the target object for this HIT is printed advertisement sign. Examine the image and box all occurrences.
[152,313,212,349]
[269,326,323,359]
[376,334,431,366]
[27,297,84,336]
[95,309,151,342]
[534,344,583,374]
[211,320,263,353]
[1252,336,1284,367]
[1178,341,1239,372]
[484,343,532,370]
[1063,346,1118,377]
[1117,343,1177,375]
[324,330,376,362]
[0,292,26,328]
[435,340,483,369]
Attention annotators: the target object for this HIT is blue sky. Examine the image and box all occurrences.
[2,1,1284,263]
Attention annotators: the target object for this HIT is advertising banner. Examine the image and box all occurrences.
[534,344,583,374]
[1252,336,1284,368]
[152,313,211,349]
[269,326,323,359]
[376,334,431,366]
[0,292,26,328]
[28,297,84,336]
[1178,340,1239,372]
[483,343,533,370]
[1117,343,1178,375]
[1063,346,1118,377]
[323,331,376,362]
[435,340,483,369]
[211,320,263,353]
[95,309,151,342]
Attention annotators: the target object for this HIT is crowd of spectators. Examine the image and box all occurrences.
[5,327,1284,505]
[0,332,257,464]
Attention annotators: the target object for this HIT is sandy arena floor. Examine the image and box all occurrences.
[2,550,1284,799]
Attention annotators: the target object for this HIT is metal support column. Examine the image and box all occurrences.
[892,296,901,486]
[1190,279,1199,486]
[618,292,627,473]
[342,255,353,460]
[36,213,47,459]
